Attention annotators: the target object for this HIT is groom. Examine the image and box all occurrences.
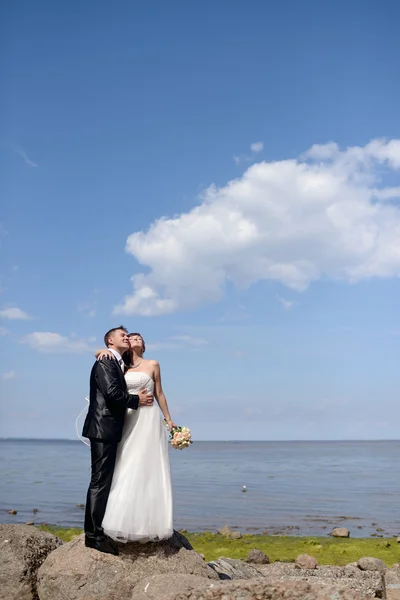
[82,325,154,555]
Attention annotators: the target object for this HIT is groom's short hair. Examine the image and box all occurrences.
[104,326,128,347]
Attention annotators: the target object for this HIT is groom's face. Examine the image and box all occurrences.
[109,329,130,351]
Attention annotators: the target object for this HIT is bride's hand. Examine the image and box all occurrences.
[97,349,114,360]
[166,419,177,431]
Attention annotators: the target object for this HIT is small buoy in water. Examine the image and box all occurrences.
[242,485,247,492]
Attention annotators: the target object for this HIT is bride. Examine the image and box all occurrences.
[96,332,176,543]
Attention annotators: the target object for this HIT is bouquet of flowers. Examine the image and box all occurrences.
[164,421,193,450]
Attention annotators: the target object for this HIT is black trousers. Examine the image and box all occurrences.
[84,439,117,540]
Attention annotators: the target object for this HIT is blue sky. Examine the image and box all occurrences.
[1,0,400,440]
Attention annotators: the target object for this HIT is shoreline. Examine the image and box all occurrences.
[3,515,397,539]
[37,525,400,567]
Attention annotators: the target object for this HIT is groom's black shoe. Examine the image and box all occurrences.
[85,536,119,556]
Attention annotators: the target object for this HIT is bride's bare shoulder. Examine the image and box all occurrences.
[146,359,160,373]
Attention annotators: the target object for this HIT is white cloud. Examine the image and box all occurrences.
[77,302,96,318]
[171,335,208,346]
[277,296,295,310]
[250,141,264,153]
[21,332,95,354]
[114,138,400,316]
[1,370,15,380]
[13,144,39,168]
[147,334,208,352]
[0,307,31,320]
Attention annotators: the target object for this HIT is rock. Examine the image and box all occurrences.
[217,526,232,538]
[8,510,17,515]
[246,548,270,564]
[376,527,385,532]
[295,553,318,569]
[26,522,34,526]
[0,524,62,600]
[331,527,350,537]
[37,531,218,600]
[385,568,400,600]
[131,574,213,600]
[397,536,400,543]
[75,504,84,509]
[163,578,370,599]
[32,509,39,514]
[345,561,359,569]
[255,562,384,597]
[231,531,242,539]
[357,557,387,572]
[208,557,263,580]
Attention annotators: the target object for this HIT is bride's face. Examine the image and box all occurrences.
[129,334,144,353]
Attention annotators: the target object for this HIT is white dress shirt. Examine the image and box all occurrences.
[109,348,125,372]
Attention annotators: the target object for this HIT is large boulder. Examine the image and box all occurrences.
[163,579,370,599]
[0,524,62,600]
[357,557,387,572]
[208,557,263,580]
[37,531,218,600]
[330,527,350,538]
[131,574,213,600]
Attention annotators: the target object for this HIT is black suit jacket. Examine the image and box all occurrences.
[82,357,140,443]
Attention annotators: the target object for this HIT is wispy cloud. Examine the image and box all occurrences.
[0,223,8,238]
[21,331,95,354]
[277,296,295,310]
[0,307,31,320]
[233,141,264,165]
[77,302,96,318]
[13,144,39,168]
[250,141,264,153]
[1,370,15,380]
[218,305,249,322]
[372,187,400,200]
[171,335,208,347]
[147,334,208,352]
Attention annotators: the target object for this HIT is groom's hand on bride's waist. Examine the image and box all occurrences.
[138,388,154,406]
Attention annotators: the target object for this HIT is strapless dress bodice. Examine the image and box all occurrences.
[125,371,154,394]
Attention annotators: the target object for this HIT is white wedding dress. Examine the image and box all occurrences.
[102,371,173,542]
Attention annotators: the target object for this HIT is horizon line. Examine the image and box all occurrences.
[1,437,399,443]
